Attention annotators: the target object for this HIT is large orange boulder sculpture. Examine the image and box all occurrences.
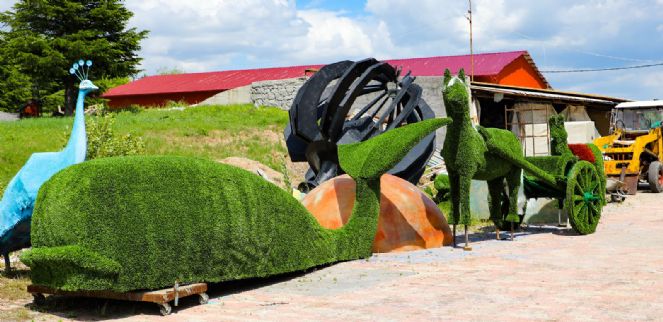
[302,174,453,253]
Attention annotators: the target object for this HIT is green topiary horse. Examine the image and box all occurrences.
[441,69,523,248]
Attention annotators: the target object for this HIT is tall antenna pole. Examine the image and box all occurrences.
[467,0,474,82]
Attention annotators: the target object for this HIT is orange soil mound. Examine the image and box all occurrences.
[302,174,452,253]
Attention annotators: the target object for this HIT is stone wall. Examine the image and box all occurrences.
[245,75,449,147]
[412,76,445,117]
[250,77,308,110]
[246,76,447,115]
[412,76,446,148]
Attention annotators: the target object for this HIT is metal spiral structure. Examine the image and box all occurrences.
[284,58,436,191]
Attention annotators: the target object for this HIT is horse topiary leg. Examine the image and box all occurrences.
[459,175,473,250]
[506,168,522,240]
[487,178,504,240]
[448,173,461,247]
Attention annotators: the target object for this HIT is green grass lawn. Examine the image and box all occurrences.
[0,104,289,195]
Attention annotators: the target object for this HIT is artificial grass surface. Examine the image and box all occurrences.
[441,69,521,226]
[522,115,606,233]
[23,118,449,292]
[26,156,347,291]
[586,143,607,205]
[339,118,451,179]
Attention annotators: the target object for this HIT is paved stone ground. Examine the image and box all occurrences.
[8,192,663,321]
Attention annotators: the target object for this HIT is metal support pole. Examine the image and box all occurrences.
[467,0,474,82]
[174,280,180,307]
[558,209,567,227]
[558,209,562,226]
[566,212,570,227]
[453,224,457,248]
[463,225,472,251]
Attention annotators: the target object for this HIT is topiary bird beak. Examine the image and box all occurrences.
[338,118,452,180]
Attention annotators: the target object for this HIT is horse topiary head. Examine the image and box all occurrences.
[442,69,470,121]
[549,114,566,134]
[549,114,569,155]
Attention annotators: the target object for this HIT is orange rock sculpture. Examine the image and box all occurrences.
[302,174,453,253]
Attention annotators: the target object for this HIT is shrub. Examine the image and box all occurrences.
[23,118,450,292]
[433,174,451,201]
[86,110,145,160]
[425,173,452,218]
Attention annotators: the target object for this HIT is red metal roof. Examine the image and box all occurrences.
[104,51,534,97]
[386,50,527,77]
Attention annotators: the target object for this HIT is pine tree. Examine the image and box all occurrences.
[0,0,148,115]
[0,36,32,112]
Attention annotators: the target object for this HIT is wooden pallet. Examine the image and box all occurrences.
[27,283,209,315]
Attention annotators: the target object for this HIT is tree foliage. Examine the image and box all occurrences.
[0,0,147,114]
[0,36,32,112]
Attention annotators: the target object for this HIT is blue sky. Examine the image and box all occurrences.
[2,0,663,100]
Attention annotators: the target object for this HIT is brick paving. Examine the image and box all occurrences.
[11,192,663,321]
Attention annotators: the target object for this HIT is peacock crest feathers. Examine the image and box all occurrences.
[69,59,93,82]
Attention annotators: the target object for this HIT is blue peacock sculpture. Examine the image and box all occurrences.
[0,60,97,272]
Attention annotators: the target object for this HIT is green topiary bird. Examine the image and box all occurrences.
[22,118,451,292]
[441,69,523,249]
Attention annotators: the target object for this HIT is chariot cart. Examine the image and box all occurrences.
[482,123,607,235]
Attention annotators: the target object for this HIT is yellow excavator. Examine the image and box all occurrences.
[594,101,663,201]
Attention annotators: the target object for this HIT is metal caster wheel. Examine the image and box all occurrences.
[199,292,209,305]
[610,193,625,203]
[32,293,46,306]
[159,303,172,316]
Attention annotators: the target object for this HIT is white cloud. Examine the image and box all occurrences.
[560,1,646,41]
[468,0,527,45]
[126,0,407,74]
[365,0,467,54]
[363,0,663,99]
[125,0,312,73]
[1,0,662,99]
[288,10,405,63]
[292,10,373,61]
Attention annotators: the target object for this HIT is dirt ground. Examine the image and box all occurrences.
[2,191,662,321]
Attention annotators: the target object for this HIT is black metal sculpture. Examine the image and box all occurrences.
[284,58,436,191]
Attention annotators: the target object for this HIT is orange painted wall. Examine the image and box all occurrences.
[492,56,548,89]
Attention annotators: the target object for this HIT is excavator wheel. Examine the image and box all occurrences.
[648,161,663,193]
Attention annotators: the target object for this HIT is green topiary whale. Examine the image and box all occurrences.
[21,118,451,292]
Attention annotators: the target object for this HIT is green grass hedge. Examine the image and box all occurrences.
[23,118,449,292]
